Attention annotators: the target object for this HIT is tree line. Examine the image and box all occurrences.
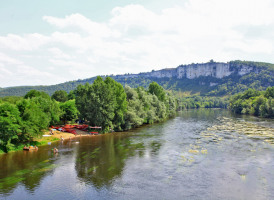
[177,95,228,109]
[75,77,177,132]
[0,89,78,153]
[229,86,274,118]
[0,77,177,153]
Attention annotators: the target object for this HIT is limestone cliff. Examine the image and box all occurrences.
[116,62,258,80]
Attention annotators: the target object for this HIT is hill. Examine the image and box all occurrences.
[0,60,273,97]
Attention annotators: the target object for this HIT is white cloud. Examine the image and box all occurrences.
[1,0,274,87]
[49,59,88,68]
[0,52,23,65]
[0,64,12,75]
[0,33,50,51]
[43,14,118,38]
[48,47,71,59]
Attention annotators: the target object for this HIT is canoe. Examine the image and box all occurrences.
[23,146,35,151]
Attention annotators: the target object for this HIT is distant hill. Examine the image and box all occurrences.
[0,60,273,97]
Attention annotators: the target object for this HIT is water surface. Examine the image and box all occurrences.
[0,109,273,200]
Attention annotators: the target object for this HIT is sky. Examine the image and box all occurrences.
[0,0,274,88]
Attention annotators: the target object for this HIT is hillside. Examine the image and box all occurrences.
[0,60,273,97]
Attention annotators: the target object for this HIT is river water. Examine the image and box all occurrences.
[0,109,273,200]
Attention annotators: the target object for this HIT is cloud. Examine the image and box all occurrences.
[0,52,23,65]
[43,14,118,38]
[1,0,274,87]
[0,33,50,51]
[48,47,71,59]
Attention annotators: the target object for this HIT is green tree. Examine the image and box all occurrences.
[17,98,50,141]
[104,77,127,131]
[148,82,166,101]
[265,86,274,98]
[0,96,23,104]
[75,77,116,132]
[0,103,22,152]
[24,90,50,99]
[59,100,79,124]
[123,86,145,130]
[51,90,68,102]
[16,97,62,142]
[68,90,76,100]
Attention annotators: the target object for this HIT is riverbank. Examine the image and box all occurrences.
[0,128,91,154]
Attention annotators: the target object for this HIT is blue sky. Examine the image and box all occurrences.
[0,0,273,87]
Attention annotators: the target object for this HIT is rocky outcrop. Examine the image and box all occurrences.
[116,62,259,80]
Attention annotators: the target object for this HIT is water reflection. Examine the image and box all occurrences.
[0,149,59,195]
[74,135,146,188]
[0,109,273,200]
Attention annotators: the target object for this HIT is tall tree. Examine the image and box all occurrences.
[51,90,68,102]
[24,90,50,99]
[265,86,274,98]
[148,82,166,102]
[0,103,21,152]
[59,100,79,124]
[104,77,127,131]
[75,77,116,132]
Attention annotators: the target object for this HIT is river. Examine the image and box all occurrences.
[0,109,273,200]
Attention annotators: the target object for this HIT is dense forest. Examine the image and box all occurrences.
[0,77,177,153]
[0,60,273,97]
[178,96,228,109]
[229,86,274,118]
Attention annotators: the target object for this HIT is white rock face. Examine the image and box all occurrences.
[178,63,234,79]
[116,62,256,80]
[146,62,254,79]
[144,69,176,78]
[237,65,253,76]
[215,63,233,78]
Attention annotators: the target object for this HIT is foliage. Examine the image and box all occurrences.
[0,103,22,152]
[75,77,117,132]
[229,60,274,71]
[104,77,128,131]
[178,95,228,109]
[229,87,274,118]
[0,89,64,152]
[75,77,177,132]
[148,81,166,101]
[24,90,50,99]
[51,90,68,102]
[16,96,62,141]
[0,96,23,104]
[68,90,76,100]
[265,86,274,98]
[122,85,177,130]
[75,77,127,132]
[59,100,79,123]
